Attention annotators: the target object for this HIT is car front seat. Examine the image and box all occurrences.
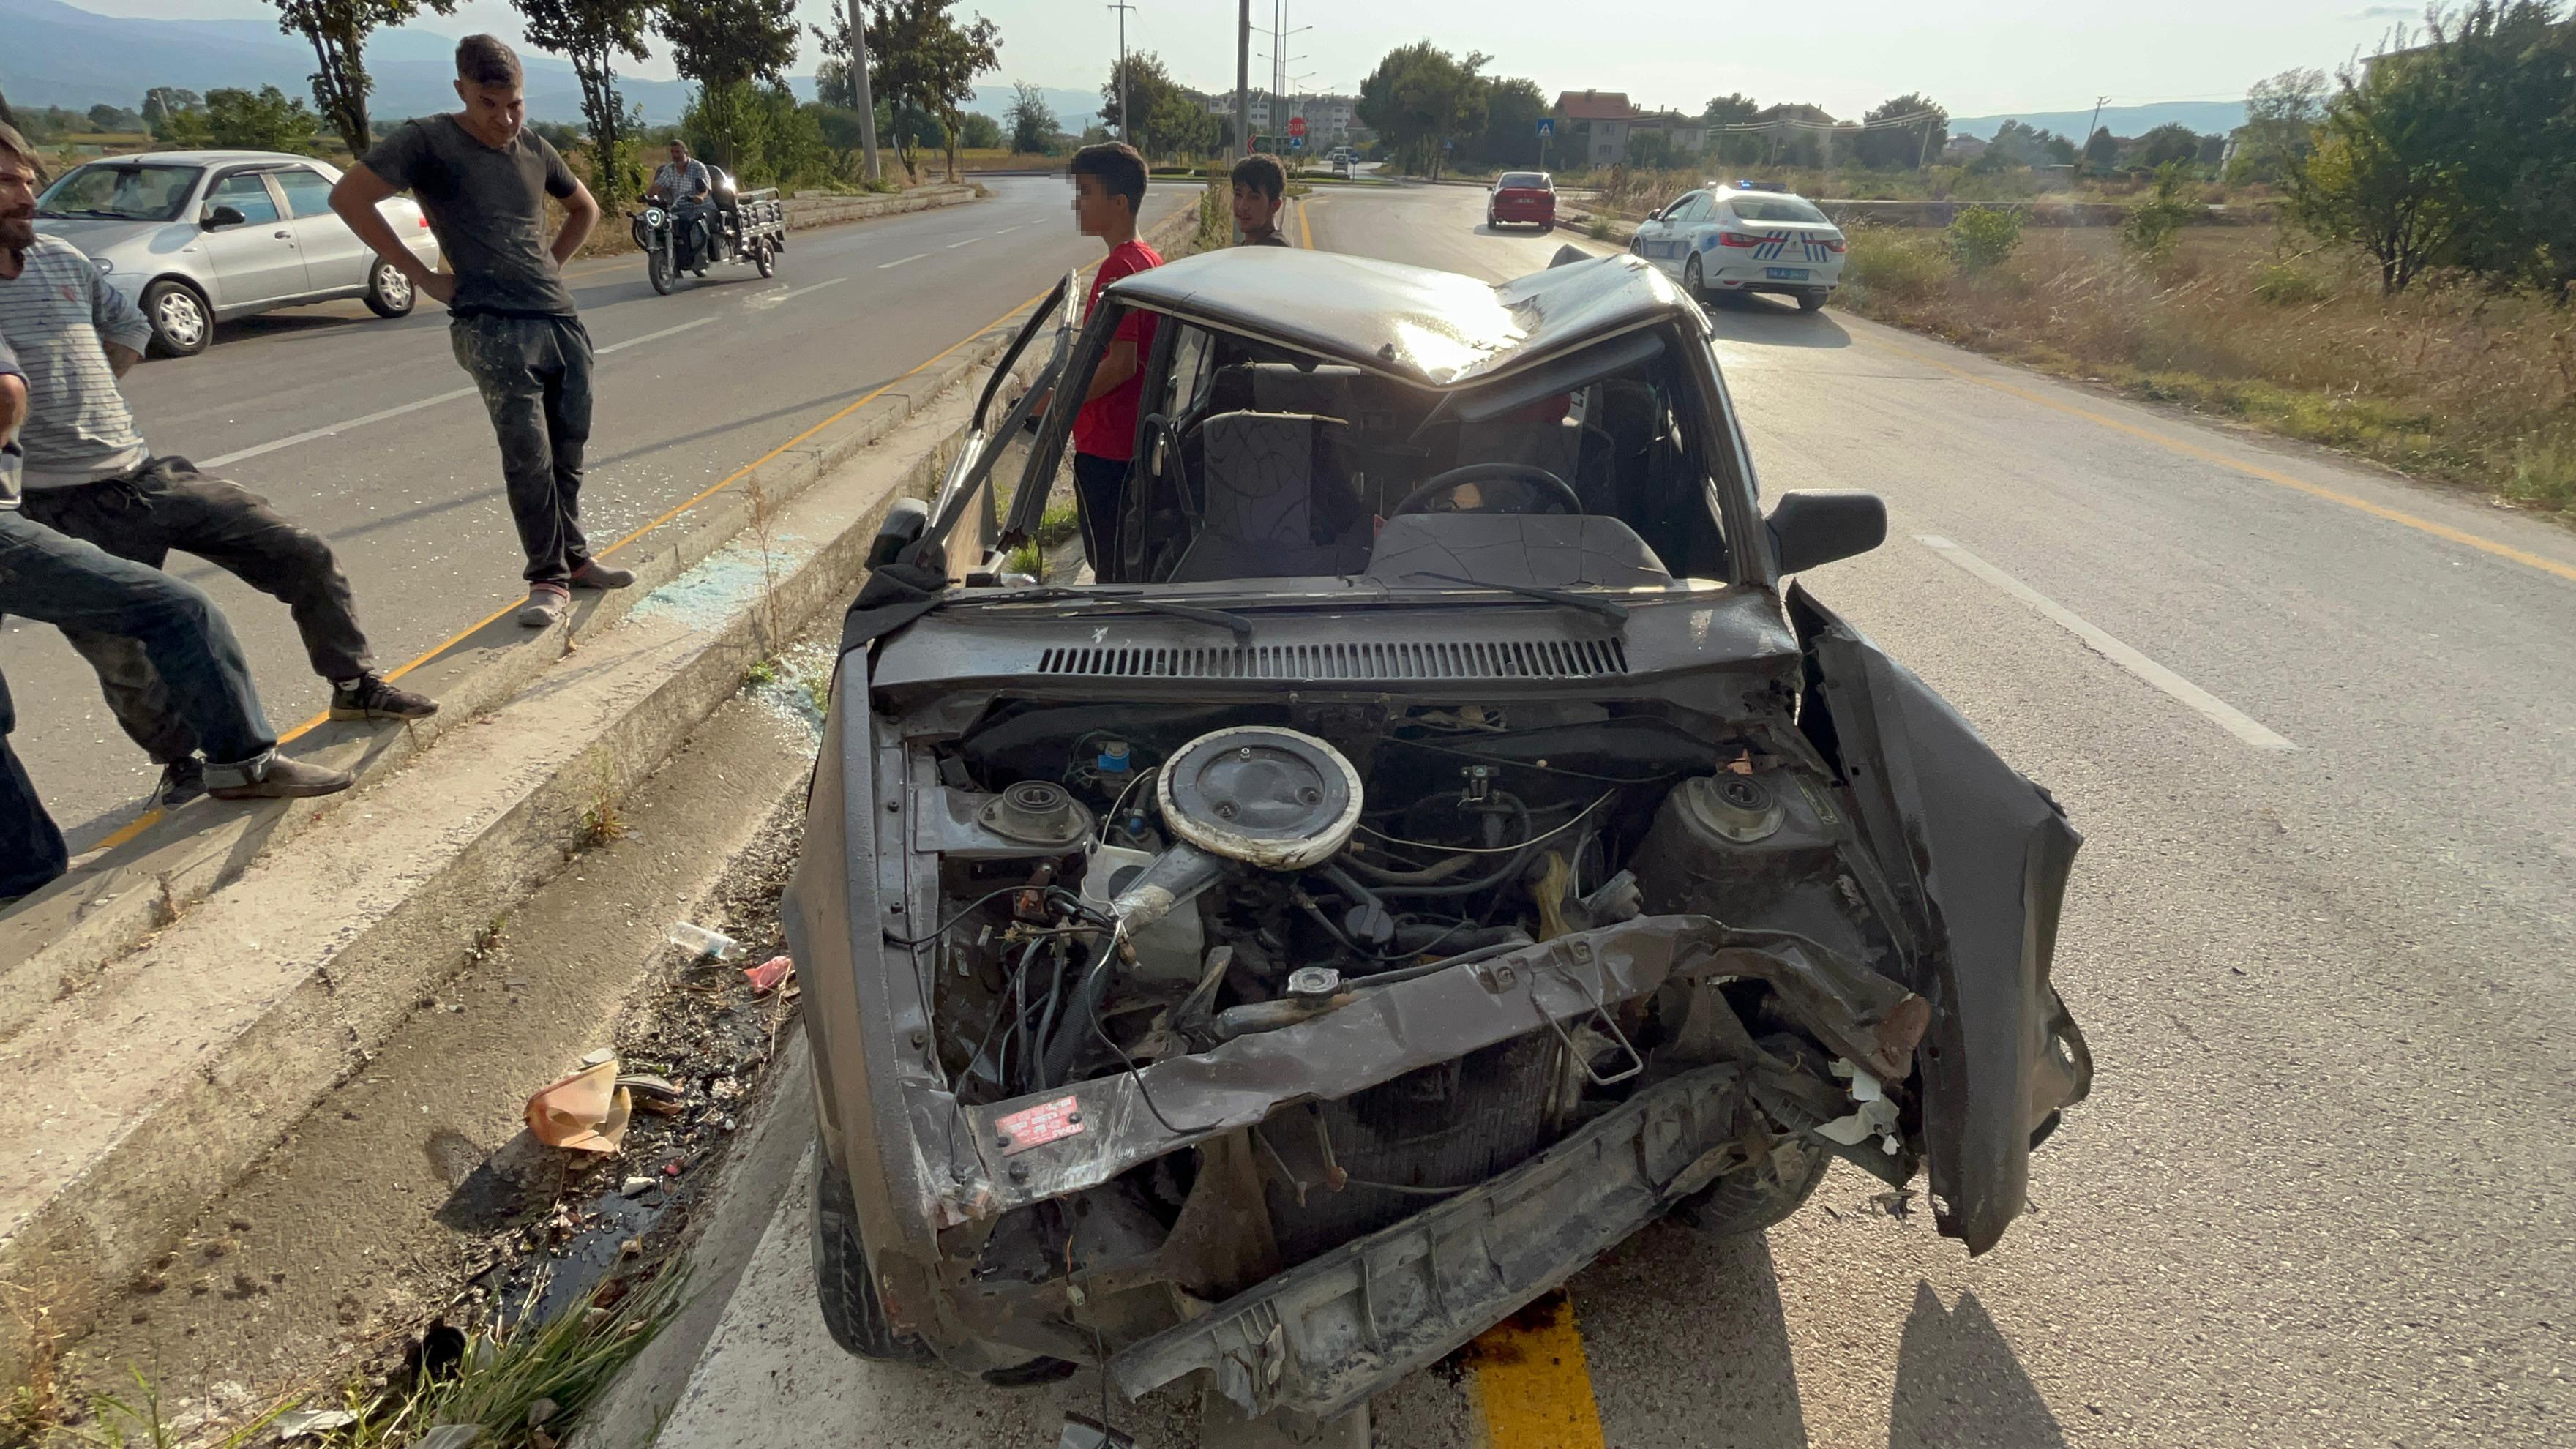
[1165,411,1374,583]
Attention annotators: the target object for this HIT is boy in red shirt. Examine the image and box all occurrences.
[1066,143,1161,580]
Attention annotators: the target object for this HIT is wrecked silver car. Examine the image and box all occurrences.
[785,247,2092,1426]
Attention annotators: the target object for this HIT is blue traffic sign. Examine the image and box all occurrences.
[1290,135,1304,150]
[1536,117,1555,138]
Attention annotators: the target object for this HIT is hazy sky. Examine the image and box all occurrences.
[73,1,2415,116]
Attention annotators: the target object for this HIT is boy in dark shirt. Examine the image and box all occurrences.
[331,34,625,629]
[1066,143,1163,580]
[1230,154,1289,246]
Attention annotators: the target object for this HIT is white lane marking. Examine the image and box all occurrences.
[1916,534,2298,752]
[945,236,980,250]
[201,318,714,468]
[594,317,717,355]
[774,277,848,302]
[878,252,929,269]
[992,224,1024,236]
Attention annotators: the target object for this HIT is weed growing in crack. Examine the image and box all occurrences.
[577,760,626,851]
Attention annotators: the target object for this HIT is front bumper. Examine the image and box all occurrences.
[1110,1060,1791,1419]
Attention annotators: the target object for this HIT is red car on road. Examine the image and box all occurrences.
[1486,171,1556,231]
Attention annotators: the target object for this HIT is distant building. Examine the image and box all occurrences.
[1195,89,1359,145]
[1552,91,1702,165]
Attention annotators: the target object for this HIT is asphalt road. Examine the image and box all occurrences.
[2,176,1188,842]
[635,181,2576,1448]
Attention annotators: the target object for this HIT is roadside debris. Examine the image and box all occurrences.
[742,954,794,995]
[525,1060,632,1153]
[666,921,741,960]
[273,1405,360,1438]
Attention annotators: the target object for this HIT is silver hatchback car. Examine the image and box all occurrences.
[32,149,442,358]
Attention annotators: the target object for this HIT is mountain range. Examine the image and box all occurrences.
[1948,101,2249,141]
[0,0,1103,132]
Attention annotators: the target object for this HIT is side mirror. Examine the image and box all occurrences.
[201,205,247,230]
[1765,490,1887,574]
[866,497,930,570]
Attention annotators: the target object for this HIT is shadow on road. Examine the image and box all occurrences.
[1573,1218,1811,1446]
[1887,1282,2067,1448]
[1699,294,1854,350]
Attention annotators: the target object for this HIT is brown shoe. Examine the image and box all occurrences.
[206,753,354,800]
[570,558,634,590]
[517,584,570,628]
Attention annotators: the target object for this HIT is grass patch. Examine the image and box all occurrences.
[1036,502,1081,550]
[1832,223,2576,520]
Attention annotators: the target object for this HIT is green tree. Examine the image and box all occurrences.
[514,0,655,209]
[2081,125,2118,173]
[86,104,146,133]
[858,0,1003,181]
[1750,102,1837,169]
[1975,119,2074,171]
[2120,162,2199,261]
[1476,75,1545,167]
[1626,127,1674,169]
[2131,123,2206,171]
[271,1,459,156]
[1857,92,1947,170]
[959,111,1002,149]
[205,85,321,152]
[660,0,799,171]
[1006,80,1056,154]
[1703,91,1761,165]
[2228,69,2326,184]
[1947,205,2023,270]
[1356,41,1489,179]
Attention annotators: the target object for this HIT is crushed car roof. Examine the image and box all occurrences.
[1105,247,1696,387]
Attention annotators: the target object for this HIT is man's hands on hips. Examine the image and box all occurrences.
[417,272,458,304]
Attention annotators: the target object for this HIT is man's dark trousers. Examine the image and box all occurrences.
[0,512,278,897]
[1,666,67,901]
[452,314,596,588]
[18,457,368,765]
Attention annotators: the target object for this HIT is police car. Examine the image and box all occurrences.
[1628,181,1845,310]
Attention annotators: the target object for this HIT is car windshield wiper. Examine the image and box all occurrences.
[944,585,1256,643]
[1401,572,1630,626]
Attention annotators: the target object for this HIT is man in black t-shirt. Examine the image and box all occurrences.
[331,34,625,629]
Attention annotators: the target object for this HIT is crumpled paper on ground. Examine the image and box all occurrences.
[525,1059,632,1153]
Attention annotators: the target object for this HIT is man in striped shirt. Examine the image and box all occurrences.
[0,124,430,806]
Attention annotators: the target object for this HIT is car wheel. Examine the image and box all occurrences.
[812,1134,933,1362]
[1486,209,1496,229]
[141,279,211,358]
[1671,1132,1831,1240]
[1682,253,1706,299]
[646,246,673,296]
[362,259,415,318]
[754,240,775,278]
[1799,289,1827,312]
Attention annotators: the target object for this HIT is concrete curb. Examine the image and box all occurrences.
[779,184,978,231]
[0,203,1201,1387]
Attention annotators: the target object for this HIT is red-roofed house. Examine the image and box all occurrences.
[1552,90,1703,165]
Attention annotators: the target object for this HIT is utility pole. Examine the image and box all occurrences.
[1109,3,1137,147]
[846,0,881,183]
[2083,94,2110,171]
[1236,0,1251,162]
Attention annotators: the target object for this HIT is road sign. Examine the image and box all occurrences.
[1290,135,1304,150]
[1535,117,1555,138]
[1288,116,1307,138]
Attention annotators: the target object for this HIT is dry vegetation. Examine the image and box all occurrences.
[1835,222,2576,517]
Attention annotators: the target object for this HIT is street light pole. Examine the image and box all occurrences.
[845,0,880,183]
[1109,3,1137,146]
[1236,0,1251,162]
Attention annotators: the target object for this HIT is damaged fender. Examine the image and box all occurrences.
[1787,584,2092,1254]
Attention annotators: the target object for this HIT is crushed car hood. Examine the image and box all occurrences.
[1105,247,1694,387]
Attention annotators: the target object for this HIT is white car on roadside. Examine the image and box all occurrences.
[1629,181,1845,311]
[34,150,441,358]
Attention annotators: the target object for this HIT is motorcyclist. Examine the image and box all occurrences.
[645,140,716,266]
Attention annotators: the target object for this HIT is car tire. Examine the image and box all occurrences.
[1485,209,1496,229]
[1799,289,1827,312]
[1671,1132,1831,1240]
[140,279,211,359]
[362,259,416,318]
[1682,253,1706,299]
[1541,220,1555,232]
[812,1134,933,1363]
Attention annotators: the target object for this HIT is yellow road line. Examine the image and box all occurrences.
[1298,194,1316,250]
[1468,1291,1609,1449]
[1853,333,2576,587]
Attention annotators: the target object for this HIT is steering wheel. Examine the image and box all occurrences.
[1390,463,1582,517]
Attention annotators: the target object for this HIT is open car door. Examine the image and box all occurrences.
[921,271,1082,578]
[1786,583,2092,1255]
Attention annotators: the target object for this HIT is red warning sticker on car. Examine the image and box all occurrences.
[996,1095,1086,1155]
